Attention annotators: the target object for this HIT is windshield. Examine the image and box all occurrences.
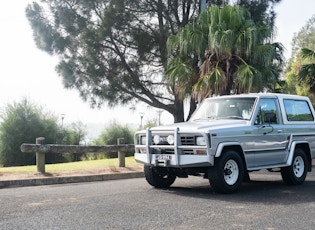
[190,97,257,121]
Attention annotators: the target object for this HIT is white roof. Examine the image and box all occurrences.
[209,93,310,101]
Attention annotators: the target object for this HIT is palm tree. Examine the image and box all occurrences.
[298,48,315,92]
[166,5,284,101]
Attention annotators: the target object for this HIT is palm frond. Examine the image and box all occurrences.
[298,63,315,82]
[165,56,194,84]
[235,63,257,93]
[194,64,226,96]
[300,48,315,60]
[297,48,315,88]
[165,5,284,98]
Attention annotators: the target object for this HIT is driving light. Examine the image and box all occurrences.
[167,135,174,145]
[153,135,161,144]
[196,136,206,146]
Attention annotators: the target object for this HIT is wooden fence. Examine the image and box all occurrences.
[20,137,135,174]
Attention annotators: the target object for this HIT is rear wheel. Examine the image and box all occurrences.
[144,165,176,188]
[208,150,244,193]
[281,148,308,185]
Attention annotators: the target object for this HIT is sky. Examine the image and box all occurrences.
[0,0,315,131]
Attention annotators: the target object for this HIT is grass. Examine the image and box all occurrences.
[0,156,140,174]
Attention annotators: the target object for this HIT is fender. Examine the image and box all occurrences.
[215,142,243,157]
[286,140,309,166]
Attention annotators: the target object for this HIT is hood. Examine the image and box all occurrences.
[150,119,250,133]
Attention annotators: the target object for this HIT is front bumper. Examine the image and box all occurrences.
[134,128,214,167]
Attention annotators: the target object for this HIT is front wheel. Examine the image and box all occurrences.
[144,165,176,188]
[208,150,244,194]
[281,148,308,185]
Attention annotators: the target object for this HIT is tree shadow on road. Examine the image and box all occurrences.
[159,176,315,205]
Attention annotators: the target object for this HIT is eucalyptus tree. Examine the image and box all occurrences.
[166,5,284,106]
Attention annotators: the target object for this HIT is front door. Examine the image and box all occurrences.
[253,98,288,167]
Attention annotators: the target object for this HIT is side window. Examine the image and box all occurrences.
[255,99,279,125]
[284,99,314,121]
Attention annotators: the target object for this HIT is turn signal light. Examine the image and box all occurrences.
[196,150,206,155]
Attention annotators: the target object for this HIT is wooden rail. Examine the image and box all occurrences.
[20,137,135,174]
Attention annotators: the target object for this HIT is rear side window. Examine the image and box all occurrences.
[284,99,314,121]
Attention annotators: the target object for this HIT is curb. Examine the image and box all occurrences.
[0,172,144,189]
[1,160,314,189]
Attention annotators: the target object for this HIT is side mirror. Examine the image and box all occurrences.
[264,112,277,123]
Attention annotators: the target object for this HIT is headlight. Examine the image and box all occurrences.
[196,136,206,146]
[140,136,146,145]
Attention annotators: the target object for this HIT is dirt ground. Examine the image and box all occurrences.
[0,165,144,181]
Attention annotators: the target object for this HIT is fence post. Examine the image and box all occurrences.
[117,138,125,167]
[36,137,46,174]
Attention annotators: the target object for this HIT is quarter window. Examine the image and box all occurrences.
[284,99,314,121]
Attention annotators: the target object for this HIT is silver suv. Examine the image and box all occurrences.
[134,94,315,193]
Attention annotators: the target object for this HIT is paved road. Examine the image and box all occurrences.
[1,170,315,230]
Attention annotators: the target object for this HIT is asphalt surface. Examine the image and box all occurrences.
[1,172,315,229]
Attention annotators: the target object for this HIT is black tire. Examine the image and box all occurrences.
[208,150,244,194]
[281,148,308,185]
[144,165,176,188]
[243,171,251,183]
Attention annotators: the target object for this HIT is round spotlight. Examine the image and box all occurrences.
[153,135,161,144]
[167,135,174,145]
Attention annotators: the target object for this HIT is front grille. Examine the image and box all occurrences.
[152,149,174,154]
[150,134,202,155]
[183,149,194,155]
[152,148,195,155]
[181,136,195,145]
[151,135,195,146]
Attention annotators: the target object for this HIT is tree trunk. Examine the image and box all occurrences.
[172,97,184,123]
[187,97,197,121]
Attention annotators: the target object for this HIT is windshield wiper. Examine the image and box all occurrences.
[193,116,245,121]
[192,116,217,121]
[220,116,244,120]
